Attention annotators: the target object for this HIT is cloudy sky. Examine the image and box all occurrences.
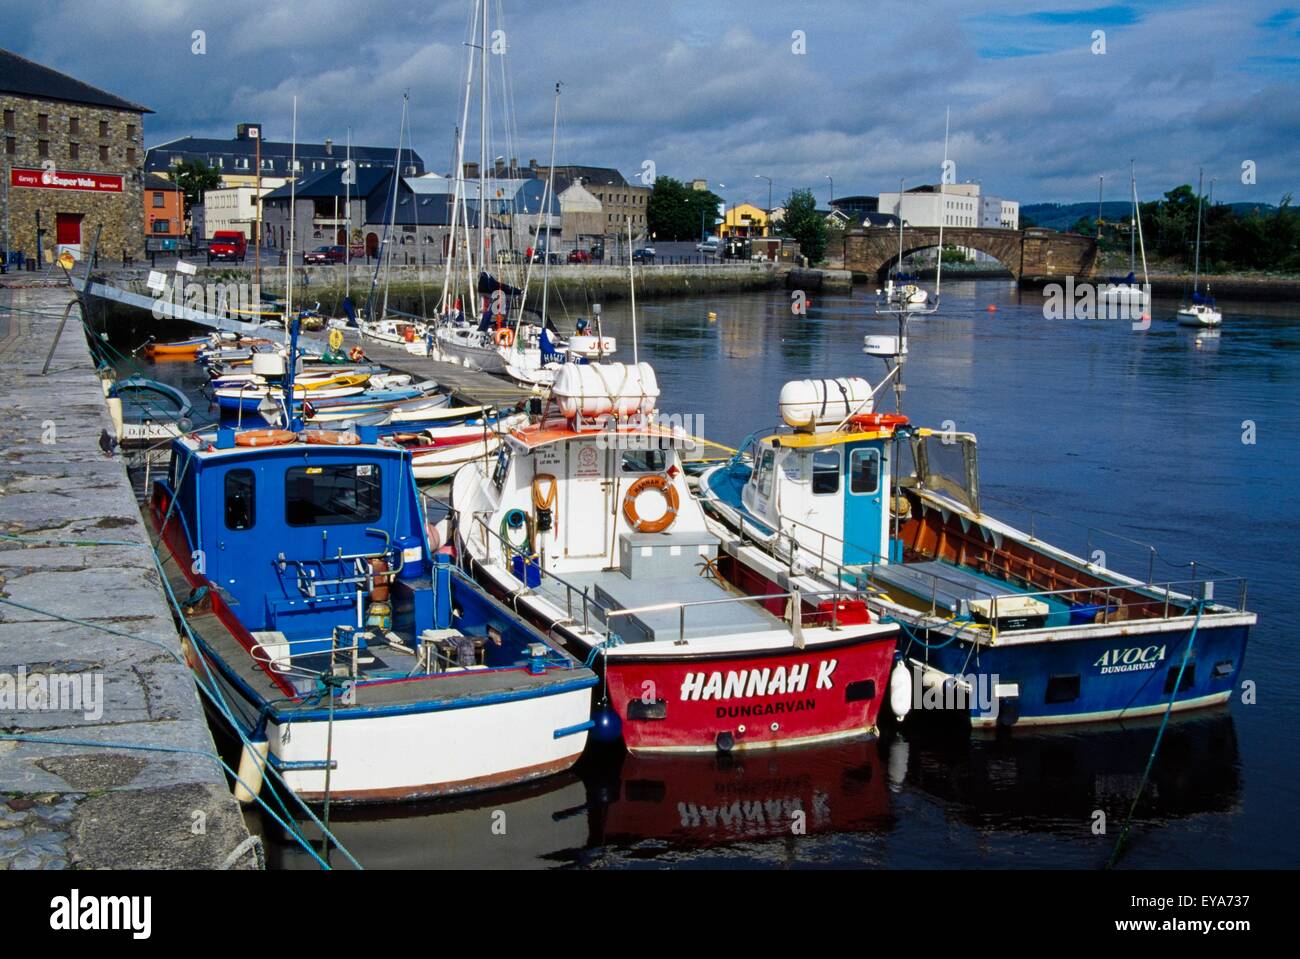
[8,0,1299,207]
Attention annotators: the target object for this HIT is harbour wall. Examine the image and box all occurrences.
[0,285,256,869]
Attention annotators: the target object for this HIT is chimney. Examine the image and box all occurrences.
[325,138,333,156]
[509,157,518,177]
[463,161,480,180]
[529,158,538,175]
[494,157,506,176]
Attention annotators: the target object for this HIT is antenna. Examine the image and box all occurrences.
[627,215,638,365]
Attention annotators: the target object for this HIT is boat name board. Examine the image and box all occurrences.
[680,659,837,702]
[1094,644,1167,674]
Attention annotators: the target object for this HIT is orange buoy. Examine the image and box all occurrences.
[301,430,361,446]
[234,429,297,447]
[986,304,998,312]
[849,412,909,431]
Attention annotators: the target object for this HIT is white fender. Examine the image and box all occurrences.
[889,659,913,720]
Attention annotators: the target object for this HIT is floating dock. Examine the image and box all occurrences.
[351,337,537,408]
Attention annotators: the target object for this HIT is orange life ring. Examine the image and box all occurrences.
[401,325,416,343]
[849,412,909,431]
[234,429,297,447]
[348,345,366,362]
[622,475,679,534]
[301,429,361,446]
[493,328,515,348]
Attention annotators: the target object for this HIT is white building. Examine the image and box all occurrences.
[876,183,980,228]
[203,180,285,240]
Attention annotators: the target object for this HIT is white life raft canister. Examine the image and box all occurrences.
[778,377,874,430]
[554,362,659,420]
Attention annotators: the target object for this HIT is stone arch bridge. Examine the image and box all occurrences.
[844,227,1097,280]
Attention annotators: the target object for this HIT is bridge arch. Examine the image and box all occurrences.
[843,227,1097,281]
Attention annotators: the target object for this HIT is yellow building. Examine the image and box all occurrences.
[719,202,769,238]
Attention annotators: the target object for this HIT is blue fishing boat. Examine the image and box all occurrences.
[148,321,596,802]
[696,342,1254,728]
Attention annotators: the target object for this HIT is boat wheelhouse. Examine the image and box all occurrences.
[451,362,899,755]
[697,374,1255,728]
[149,426,596,803]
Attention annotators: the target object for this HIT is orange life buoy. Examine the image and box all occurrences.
[234,429,297,447]
[348,345,366,362]
[622,475,679,534]
[401,325,416,343]
[849,412,909,431]
[493,328,515,348]
[301,429,361,446]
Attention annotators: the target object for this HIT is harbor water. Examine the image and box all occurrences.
[111,279,1299,869]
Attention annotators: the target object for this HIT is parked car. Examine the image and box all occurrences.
[208,231,248,263]
[304,245,347,264]
[528,249,560,264]
[632,247,656,263]
[589,242,605,262]
[567,249,591,264]
[696,238,720,254]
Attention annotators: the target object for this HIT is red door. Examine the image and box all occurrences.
[56,213,83,247]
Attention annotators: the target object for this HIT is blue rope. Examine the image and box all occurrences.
[1106,599,1206,869]
[584,633,623,669]
[883,614,962,650]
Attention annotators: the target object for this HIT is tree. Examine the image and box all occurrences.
[647,176,723,241]
[780,188,827,263]
[170,158,222,221]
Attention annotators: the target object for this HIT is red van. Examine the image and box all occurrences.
[209,231,248,263]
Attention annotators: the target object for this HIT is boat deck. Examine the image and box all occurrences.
[353,338,537,408]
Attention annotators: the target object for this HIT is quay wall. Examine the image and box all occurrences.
[0,285,255,869]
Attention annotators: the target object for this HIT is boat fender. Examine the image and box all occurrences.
[301,429,361,446]
[889,658,913,720]
[369,558,390,603]
[233,738,270,805]
[591,705,623,744]
[622,475,679,534]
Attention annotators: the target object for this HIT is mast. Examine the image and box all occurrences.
[1128,160,1136,275]
[285,95,297,346]
[1191,167,1204,294]
[933,107,948,302]
[627,216,638,365]
[345,127,351,302]
[477,0,488,271]
[539,82,560,334]
[381,94,408,321]
[366,95,407,322]
[1133,166,1150,293]
[895,176,905,284]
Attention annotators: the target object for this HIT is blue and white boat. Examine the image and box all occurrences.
[696,358,1255,729]
[148,321,596,802]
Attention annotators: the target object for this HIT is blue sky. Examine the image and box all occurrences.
[5,0,1298,208]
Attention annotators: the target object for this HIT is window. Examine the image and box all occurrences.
[38,139,49,158]
[621,449,666,473]
[224,469,255,530]
[127,147,136,164]
[285,463,382,526]
[153,219,170,233]
[153,192,165,207]
[1164,662,1196,695]
[100,120,110,137]
[849,448,880,495]
[812,448,840,495]
[755,448,776,497]
[1045,674,1080,704]
[4,137,13,155]
[37,113,48,132]
[2,109,12,132]
[68,142,79,160]
[99,145,109,163]
[126,123,136,140]
[69,117,79,135]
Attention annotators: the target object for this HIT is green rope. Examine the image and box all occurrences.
[1105,600,1207,869]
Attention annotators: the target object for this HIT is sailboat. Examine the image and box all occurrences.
[1100,161,1151,313]
[1176,170,1222,327]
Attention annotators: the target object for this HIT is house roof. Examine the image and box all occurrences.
[144,137,421,172]
[145,173,182,191]
[261,167,393,201]
[0,48,152,113]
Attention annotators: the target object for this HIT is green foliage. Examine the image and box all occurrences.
[647,176,723,241]
[171,158,223,220]
[1137,186,1299,272]
[780,188,827,264]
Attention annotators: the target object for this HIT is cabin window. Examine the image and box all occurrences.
[849,448,881,495]
[621,449,666,473]
[757,448,776,497]
[285,463,382,526]
[224,469,255,530]
[1044,674,1080,703]
[812,448,840,495]
[1164,662,1196,695]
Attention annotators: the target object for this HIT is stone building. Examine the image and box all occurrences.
[1,48,151,263]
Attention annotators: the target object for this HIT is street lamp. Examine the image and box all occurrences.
[755,174,772,237]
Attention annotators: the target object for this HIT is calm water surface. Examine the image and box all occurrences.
[118,279,1299,869]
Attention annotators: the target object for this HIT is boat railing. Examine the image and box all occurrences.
[276,529,405,597]
[461,511,878,639]
[598,586,879,644]
[979,491,1241,585]
[982,576,1250,628]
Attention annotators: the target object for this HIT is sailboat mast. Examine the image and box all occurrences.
[895,176,905,283]
[1133,169,1150,290]
[934,107,948,299]
[628,216,638,365]
[382,94,408,321]
[345,127,351,302]
[539,82,560,332]
[285,95,297,346]
[477,0,488,271]
[1128,160,1136,274]
[1192,168,1204,294]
